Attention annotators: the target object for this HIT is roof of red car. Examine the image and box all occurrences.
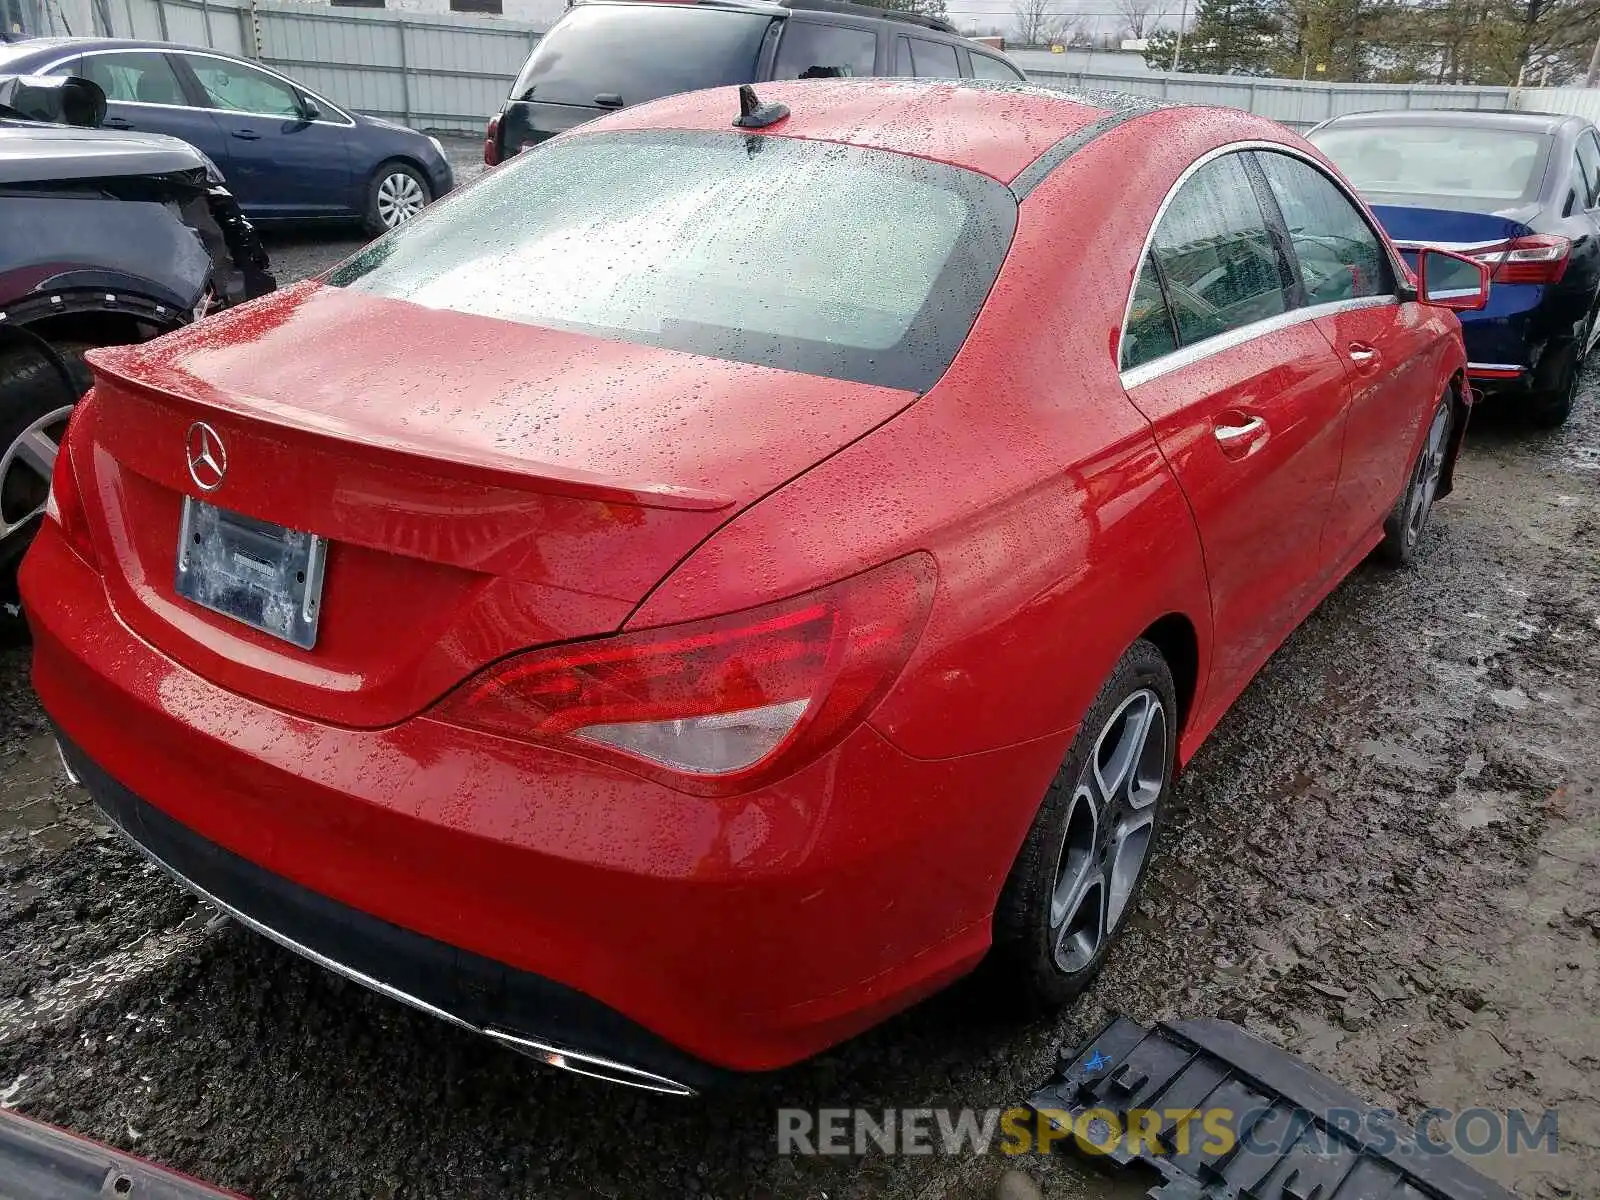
[588,78,1136,186]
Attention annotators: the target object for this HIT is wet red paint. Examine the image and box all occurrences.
[22,82,1469,1073]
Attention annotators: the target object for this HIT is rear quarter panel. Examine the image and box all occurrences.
[625,112,1305,768]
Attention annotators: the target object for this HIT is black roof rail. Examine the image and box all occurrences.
[780,0,958,35]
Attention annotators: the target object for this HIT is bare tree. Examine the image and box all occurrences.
[1013,0,1059,46]
[1114,0,1160,38]
[1044,12,1090,43]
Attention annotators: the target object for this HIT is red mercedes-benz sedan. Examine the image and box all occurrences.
[23,78,1488,1094]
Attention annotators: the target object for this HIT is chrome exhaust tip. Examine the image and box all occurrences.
[55,740,81,786]
[484,1029,696,1097]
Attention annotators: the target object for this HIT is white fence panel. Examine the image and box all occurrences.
[1029,67,1511,130]
[63,0,1523,136]
[1516,89,1600,124]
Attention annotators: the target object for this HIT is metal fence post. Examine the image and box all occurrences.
[155,0,169,40]
[397,18,413,127]
[200,0,214,45]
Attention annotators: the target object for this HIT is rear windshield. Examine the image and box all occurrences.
[510,5,772,108]
[1310,125,1551,206]
[327,131,1016,392]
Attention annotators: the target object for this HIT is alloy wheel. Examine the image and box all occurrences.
[0,404,73,546]
[376,172,427,229]
[1405,403,1451,548]
[1049,688,1167,974]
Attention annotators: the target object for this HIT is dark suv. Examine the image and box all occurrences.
[484,0,1025,164]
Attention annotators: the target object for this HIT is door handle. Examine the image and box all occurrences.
[1213,415,1266,444]
[231,129,262,140]
[1347,343,1380,367]
[102,116,133,129]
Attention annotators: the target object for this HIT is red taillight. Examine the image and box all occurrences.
[483,115,502,167]
[1471,234,1570,284]
[43,393,97,568]
[431,554,937,794]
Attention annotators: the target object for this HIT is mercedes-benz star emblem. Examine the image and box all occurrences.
[185,421,227,492]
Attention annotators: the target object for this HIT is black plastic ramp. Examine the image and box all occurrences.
[1027,1015,1520,1200]
[0,1109,240,1199]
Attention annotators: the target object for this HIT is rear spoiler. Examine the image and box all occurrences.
[0,1109,244,1199]
[87,345,733,513]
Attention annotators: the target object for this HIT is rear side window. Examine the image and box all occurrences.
[509,6,771,107]
[328,131,1017,392]
[1255,151,1392,304]
[1576,132,1600,209]
[773,21,877,79]
[900,37,961,78]
[1121,258,1177,370]
[970,53,1024,81]
[1149,153,1291,347]
[77,51,186,106]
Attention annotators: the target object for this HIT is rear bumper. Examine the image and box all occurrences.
[22,522,1063,1077]
[58,731,722,1094]
[1465,361,1531,390]
[1459,283,1589,394]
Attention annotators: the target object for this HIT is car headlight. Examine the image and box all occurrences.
[196,149,226,184]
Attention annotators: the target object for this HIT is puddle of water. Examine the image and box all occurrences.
[1454,790,1511,829]
[1356,738,1437,773]
[1562,446,1600,471]
[0,908,213,1044]
[0,1074,26,1110]
[1487,687,1531,711]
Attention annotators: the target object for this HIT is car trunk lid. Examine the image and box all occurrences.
[1369,202,1541,271]
[76,282,916,727]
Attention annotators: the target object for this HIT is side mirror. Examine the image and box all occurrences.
[1417,247,1491,312]
[298,93,321,121]
[0,74,107,127]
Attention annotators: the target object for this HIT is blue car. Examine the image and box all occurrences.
[0,37,453,234]
[1310,110,1600,427]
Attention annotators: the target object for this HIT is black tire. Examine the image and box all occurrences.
[1528,339,1580,429]
[990,639,1177,1009]
[1378,392,1453,568]
[0,337,94,640]
[362,161,432,237]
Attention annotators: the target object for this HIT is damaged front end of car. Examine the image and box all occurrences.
[0,71,275,604]
[0,73,275,593]
[0,74,275,325]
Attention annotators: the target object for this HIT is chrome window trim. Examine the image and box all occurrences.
[1121,294,1397,389]
[1392,238,1502,255]
[39,45,357,127]
[1466,362,1526,373]
[1117,139,1409,385]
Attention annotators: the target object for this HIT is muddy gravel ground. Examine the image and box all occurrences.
[2,181,1597,1197]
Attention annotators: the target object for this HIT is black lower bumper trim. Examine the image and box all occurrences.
[56,732,734,1094]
